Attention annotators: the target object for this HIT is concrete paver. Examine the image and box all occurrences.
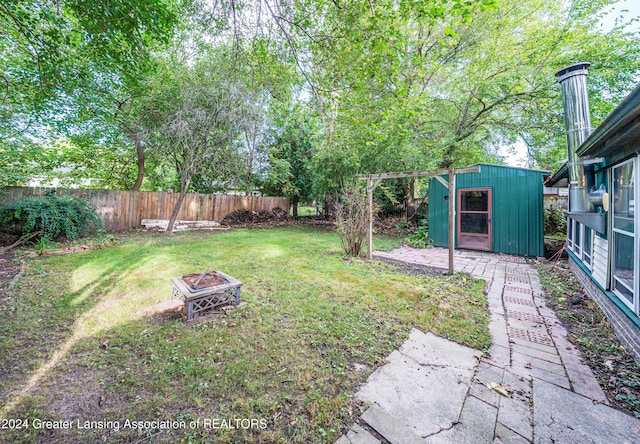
[451,396,498,442]
[335,424,381,444]
[496,395,532,441]
[336,247,640,443]
[355,330,481,439]
[494,423,530,444]
[533,378,640,444]
[360,406,424,444]
[510,343,561,363]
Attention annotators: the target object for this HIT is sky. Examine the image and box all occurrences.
[500,0,640,167]
[600,0,640,32]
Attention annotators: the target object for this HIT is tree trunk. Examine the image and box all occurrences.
[399,178,418,221]
[246,166,253,196]
[440,153,453,169]
[131,132,145,191]
[166,177,191,234]
[246,146,254,195]
[292,194,299,219]
[324,193,334,219]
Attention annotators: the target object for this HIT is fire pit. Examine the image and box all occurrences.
[170,271,242,321]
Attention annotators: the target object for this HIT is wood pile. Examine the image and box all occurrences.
[221,207,289,225]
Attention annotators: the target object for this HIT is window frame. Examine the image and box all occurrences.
[582,225,593,269]
[610,157,638,313]
[567,217,574,250]
[569,219,582,257]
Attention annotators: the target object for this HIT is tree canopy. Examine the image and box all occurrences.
[1,0,639,218]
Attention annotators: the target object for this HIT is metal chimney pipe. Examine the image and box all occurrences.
[555,62,593,212]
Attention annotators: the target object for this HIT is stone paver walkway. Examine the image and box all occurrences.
[336,247,640,444]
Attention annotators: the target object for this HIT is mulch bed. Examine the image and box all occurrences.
[536,259,640,418]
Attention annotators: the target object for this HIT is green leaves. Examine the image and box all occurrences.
[0,194,102,239]
[0,0,179,168]
[1,0,638,199]
[0,0,178,94]
[265,108,318,207]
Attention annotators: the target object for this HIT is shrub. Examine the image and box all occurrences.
[544,207,567,237]
[1,194,103,240]
[396,219,410,232]
[405,219,432,248]
[335,186,369,257]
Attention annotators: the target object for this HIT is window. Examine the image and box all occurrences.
[567,218,574,250]
[574,220,582,256]
[568,219,593,269]
[611,159,637,311]
[569,219,582,256]
[583,226,593,268]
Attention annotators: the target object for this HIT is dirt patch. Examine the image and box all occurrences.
[294,215,335,230]
[295,215,417,236]
[219,212,416,236]
[536,259,640,418]
[0,249,22,307]
[46,365,111,423]
[544,237,567,259]
[374,216,416,237]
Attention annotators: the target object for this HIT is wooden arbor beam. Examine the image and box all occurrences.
[358,166,480,274]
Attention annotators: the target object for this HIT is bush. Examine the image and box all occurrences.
[405,219,432,248]
[395,219,410,232]
[335,186,369,257]
[1,194,103,240]
[544,207,567,237]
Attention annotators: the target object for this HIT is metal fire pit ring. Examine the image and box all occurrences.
[170,271,242,321]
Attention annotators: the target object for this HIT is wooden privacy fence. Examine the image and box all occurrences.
[0,187,290,231]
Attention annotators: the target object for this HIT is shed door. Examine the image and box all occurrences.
[458,188,492,251]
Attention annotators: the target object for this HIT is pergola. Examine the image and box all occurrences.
[358,166,480,274]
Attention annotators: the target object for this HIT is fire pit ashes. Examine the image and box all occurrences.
[171,271,242,321]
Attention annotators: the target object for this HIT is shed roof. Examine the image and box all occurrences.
[469,163,550,176]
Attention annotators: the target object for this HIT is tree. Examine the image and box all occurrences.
[3,0,638,200]
[0,0,177,108]
[236,93,271,195]
[61,77,154,190]
[265,108,317,218]
[143,50,247,233]
[293,0,640,215]
[0,0,179,187]
[32,138,138,190]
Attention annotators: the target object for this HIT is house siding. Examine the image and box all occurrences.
[592,235,608,288]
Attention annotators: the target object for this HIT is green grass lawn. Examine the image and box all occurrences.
[0,226,489,443]
[290,206,320,217]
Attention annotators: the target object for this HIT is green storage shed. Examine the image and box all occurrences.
[427,164,548,257]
